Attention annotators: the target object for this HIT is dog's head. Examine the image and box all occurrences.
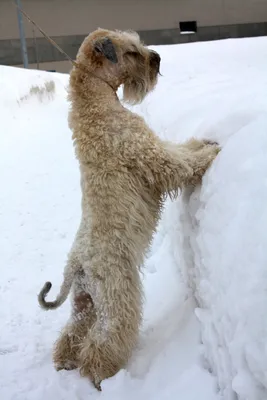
[76,28,161,104]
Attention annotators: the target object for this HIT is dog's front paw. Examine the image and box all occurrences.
[185,138,219,152]
[204,142,221,159]
[188,142,221,186]
[196,142,221,171]
[202,139,219,147]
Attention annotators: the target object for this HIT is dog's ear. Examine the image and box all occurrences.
[94,38,118,64]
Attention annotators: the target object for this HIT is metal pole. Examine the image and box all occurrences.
[15,0,28,68]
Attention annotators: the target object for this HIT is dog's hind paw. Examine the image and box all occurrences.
[93,379,102,391]
[55,361,78,371]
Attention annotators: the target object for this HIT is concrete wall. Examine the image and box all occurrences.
[1,0,267,71]
[1,0,267,39]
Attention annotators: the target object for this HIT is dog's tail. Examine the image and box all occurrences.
[38,257,79,310]
[38,280,73,310]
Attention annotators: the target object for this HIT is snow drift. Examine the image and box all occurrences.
[1,36,267,400]
[180,116,267,400]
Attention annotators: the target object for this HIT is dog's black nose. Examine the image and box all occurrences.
[149,51,161,74]
[149,51,161,64]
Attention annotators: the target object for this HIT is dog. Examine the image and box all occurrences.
[38,28,220,390]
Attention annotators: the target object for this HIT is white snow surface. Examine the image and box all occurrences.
[1,36,267,400]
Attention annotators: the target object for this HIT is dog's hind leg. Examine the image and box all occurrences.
[78,260,143,389]
[53,270,96,371]
[53,323,81,371]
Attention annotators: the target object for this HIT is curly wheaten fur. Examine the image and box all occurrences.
[38,28,220,390]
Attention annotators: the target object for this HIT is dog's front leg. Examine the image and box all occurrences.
[142,137,220,196]
[167,137,221,187]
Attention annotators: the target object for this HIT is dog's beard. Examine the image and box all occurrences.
[122,77,149,105]
[122,69,158,105]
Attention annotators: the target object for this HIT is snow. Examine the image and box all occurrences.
[181,116,267,400]
[1,36,267,400]
[180,31,195,35]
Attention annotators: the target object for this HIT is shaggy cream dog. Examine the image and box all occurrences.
[38,28,220,390]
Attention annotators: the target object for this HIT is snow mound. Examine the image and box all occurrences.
[180,116,267,400]
[1,36,267,400]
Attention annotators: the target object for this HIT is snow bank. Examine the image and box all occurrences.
[180,116,267,400]
[1,35,267,400]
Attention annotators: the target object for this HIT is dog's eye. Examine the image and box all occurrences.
[125,51,139,57]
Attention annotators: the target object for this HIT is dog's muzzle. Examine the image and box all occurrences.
[149,50,161,73]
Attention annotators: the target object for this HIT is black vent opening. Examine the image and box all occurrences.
[179,21,197,34]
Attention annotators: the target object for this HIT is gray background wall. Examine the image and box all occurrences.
[1,0,267,72]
